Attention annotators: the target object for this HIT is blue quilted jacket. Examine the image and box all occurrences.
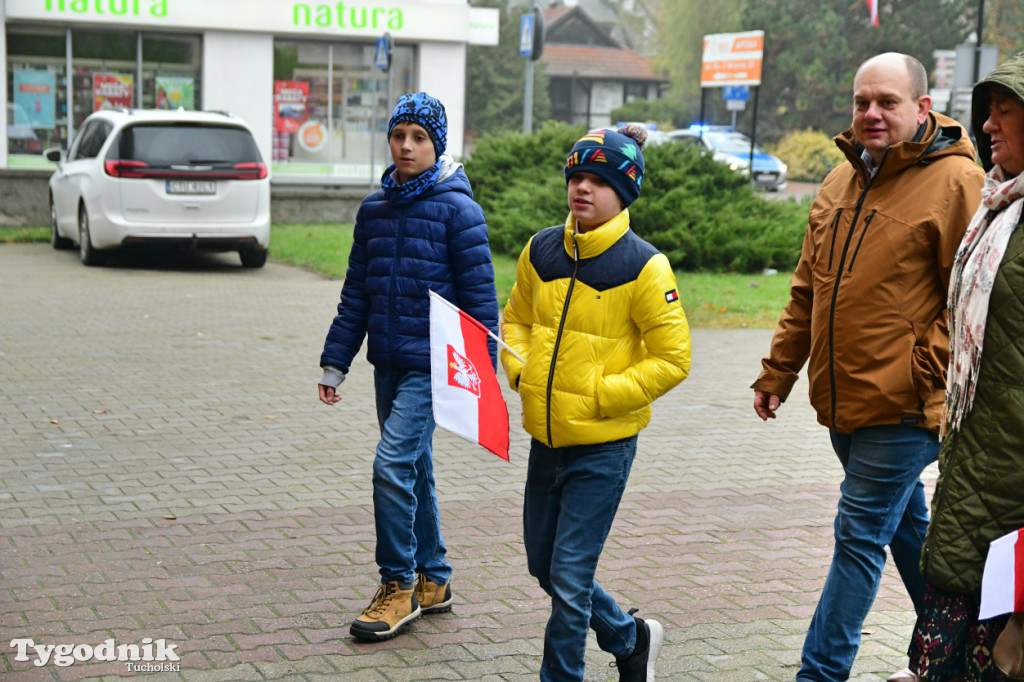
[320,164,498,375]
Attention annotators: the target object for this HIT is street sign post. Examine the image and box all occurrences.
[701,31,764,87]
[701,31,765,186]
[723,85,750,101]
[370,33,393,187]
[519,14,534,57]
[520,5,544,133]
[375,34,392,70]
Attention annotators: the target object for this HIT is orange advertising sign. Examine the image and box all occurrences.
[701,30,764,87]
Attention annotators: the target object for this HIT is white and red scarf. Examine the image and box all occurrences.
[944,166,1024,436]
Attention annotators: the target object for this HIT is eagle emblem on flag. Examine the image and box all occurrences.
[448,345,481,397]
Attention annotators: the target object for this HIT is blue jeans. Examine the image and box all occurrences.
[798,425,937,682]
[524,436,640,682]
[371,368,450,586]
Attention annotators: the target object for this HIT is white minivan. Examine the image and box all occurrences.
[46,108,270,267]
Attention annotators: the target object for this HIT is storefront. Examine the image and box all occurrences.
[1,0,498,184]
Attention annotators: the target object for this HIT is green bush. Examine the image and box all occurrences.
[770,128,846,183]
[464,120,583,256]
[465,122,810,273]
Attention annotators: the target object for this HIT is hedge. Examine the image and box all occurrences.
[464,121,810,273]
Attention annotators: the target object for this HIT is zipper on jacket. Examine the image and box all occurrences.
[827,156,881,428]
[827,209,843,271]
[847,209,877,273]
[546,234,580,447]
[388,209,407,364]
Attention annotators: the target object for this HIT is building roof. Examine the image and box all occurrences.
[541,5,662,82]
[542,44,661,82]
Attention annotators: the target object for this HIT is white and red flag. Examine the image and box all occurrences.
[980,527,1024,619]
[428,291,511,461]
[865,0,878,26]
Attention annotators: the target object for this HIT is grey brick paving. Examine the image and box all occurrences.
[0,244,936,680]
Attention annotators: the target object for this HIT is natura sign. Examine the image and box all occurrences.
[5,0,470,41]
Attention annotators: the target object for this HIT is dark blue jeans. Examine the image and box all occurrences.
[797,425,937,681]
[524,436,640,682]
[371,368,451,586]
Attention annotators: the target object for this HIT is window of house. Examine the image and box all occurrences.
[624,82,648,103]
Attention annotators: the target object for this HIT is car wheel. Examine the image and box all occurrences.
[50,199,73,250]
[239,248,268,268]
[78,205,106,266]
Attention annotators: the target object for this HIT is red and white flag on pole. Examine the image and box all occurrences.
[980,527,1024,619]
[865,0,879,26]
[429,291,511,461]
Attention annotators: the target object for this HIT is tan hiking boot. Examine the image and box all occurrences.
[349,580,421,641]
[415,573,453,614]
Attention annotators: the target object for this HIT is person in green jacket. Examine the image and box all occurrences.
[887,51,1024,682]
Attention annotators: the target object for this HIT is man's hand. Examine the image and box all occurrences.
[753,390,781,420]
[319,384,342,406]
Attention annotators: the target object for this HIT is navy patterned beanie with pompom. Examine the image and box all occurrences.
[387,92,448,158]
[564,123,648,207]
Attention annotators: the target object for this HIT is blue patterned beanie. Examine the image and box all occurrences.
[388,92,448,158]
[564,124,648,207]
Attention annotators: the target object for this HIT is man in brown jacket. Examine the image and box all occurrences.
[751,52,984,681]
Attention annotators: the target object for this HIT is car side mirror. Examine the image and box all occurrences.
[44,147,63,163]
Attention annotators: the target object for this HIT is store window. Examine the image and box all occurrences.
[70,28,136,128]
[273,39,415,181]
[5,24,201,166]
[142,34,201,110]
[6,25,67,160]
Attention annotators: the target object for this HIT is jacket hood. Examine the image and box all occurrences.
[972,51,1024,171]
[835,110,977,180]
[431,157,474,199]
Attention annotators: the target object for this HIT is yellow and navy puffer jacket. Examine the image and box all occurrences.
[501,209,691,448]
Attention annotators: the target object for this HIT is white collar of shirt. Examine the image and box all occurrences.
[860,149,879,177]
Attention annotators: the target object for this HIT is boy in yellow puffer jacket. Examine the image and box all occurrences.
[501,124,691,682]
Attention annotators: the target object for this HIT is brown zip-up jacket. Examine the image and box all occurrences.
[753,112,984,435]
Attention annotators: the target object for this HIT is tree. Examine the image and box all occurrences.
[654,0,977,142]
[740,0,975,141]
[654,0,744,103]
[465,0,551,142]
[987,0,1024,58]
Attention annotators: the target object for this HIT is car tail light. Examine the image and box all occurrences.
[104,160,267,180]
[230,163,268,180]
[105,159,150,178]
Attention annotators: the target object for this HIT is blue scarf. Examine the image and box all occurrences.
[380,160,443,205]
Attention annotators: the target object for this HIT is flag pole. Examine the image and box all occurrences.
[429,291,525,363]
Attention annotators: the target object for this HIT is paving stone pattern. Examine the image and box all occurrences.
[0,245,937,681]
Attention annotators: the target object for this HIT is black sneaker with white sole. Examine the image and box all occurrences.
[612,608,664,682]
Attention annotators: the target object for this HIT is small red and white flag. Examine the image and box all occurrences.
[429,291,511,461]
[979,527,1024,619]
[865,0,878,26]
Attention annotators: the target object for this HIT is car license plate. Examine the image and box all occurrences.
[166,180,216,195]
[754,173,777,182]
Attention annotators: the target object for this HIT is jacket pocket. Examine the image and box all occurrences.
[592,363,606,418]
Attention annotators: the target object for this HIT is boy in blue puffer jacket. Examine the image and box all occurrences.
[317,92,498,642]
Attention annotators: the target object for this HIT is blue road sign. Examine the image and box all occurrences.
[520,15,534,57]
[723,85,750,101]
[375,34,392,70]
